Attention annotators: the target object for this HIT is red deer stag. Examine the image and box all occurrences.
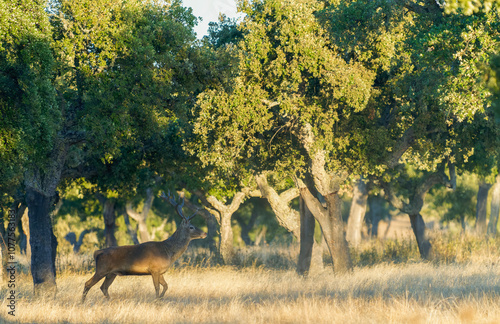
[82,191,206,302]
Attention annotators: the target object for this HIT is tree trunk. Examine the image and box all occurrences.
[136,219,150,243]
[125,188,155,243]
[20,208,31,257]
[103,199,117,247]
[219,211,234,263]
[1,202,22,279]
[297,195,315,276]
[323,192,352,272]
[346,176,368,246]
[409,213,432,259]
[476,180,492,236]
[255,173,300,238]
[488,175,500,235]
[300,187,352,273]
[381,168,453,259]
[64,229,93,253]
[297,123,352,273]
[25,187,58,296]
[205,191,248,265]
[236,208,259,246]
[368,194,384,237]
[122,212,140,245]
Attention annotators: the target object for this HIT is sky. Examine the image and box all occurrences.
[182,0,242,38]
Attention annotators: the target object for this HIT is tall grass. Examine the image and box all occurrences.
[2,233,500,323]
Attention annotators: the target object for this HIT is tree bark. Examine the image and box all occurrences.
[299,186,352,273]
[96,193,118,247]
[487,175,500,235]
[297,195,315,276]
[25,188,58,296]
[368,194,384,237]
[122,212,140,245]
[297,123,352,273]
[255,173,300,238]
[103,199,117,247]
[476,180,492,236]
[205,191,248,264]
[409,213,431,259]
[323,192,352,272]
[126,188,155,243]
[20,208,31,257]
[219,211,235,263]
[346,176,368,246]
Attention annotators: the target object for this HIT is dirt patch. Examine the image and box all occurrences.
[377,215,414,239]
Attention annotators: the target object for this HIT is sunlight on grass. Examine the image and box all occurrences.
[2,261,500,323]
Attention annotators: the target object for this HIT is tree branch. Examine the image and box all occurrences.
[299,186,328,224]
[227,192,246,214]
[385,126,415,168]
[299,123,344,195]
[125,202,144,222]
[280,187,300,203]
[295,177,327,223]
[379,181,410,213]
[206,195,227,212]
[402,0,442,15]
[255,173,300,236]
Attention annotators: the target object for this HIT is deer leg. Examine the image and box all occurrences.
[159,275,168,298]
[100,274,117,298]
[151,273,160,298]
[82,273,105,302]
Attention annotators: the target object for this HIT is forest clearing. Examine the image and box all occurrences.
[2,240,500,324]
[3,0,500,323]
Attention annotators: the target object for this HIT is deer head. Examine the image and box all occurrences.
[160,191,206,240]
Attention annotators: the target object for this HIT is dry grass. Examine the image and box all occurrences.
[2,260,500,323]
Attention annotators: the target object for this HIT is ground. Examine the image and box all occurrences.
[2,260,500,323]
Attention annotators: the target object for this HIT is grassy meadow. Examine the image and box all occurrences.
[2,235,500,323]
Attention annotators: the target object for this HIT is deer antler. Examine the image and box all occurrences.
[186,208,199,221]
[160,190,187,220]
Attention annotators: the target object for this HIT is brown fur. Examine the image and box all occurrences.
[82,218,206,302]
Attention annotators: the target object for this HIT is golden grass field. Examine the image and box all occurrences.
[2,249,500,324]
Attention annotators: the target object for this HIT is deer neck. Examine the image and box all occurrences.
[162,228,191,256]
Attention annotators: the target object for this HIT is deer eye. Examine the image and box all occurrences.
[189,225,195,230]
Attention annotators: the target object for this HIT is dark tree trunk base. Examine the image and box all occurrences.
[297,196,315,276]
[409,213,432,259]
[26,188,58,296]
[103,199,117,247]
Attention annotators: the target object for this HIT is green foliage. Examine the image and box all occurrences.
[0,0,58,192]
[206,14,244,49]
[233,197,293,246]
[426,173,477,229]
[2,0,500,258]
[446,0,500,15]
[322,1,500,176]
[489,52,500,120]
[191,0,375,190]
